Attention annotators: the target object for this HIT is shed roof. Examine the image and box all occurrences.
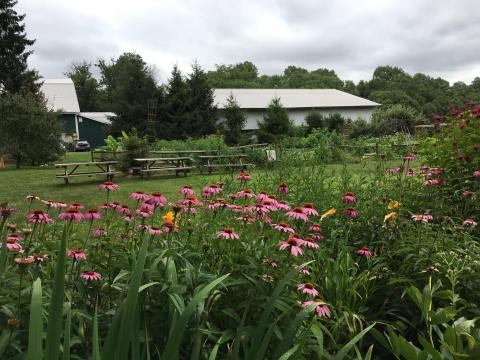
[214,89,380,109]
[40,78,80,113]
[79,112,115,125]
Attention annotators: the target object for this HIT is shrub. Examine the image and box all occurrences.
[257,97,292,143]
[371,104,421,135]
[305,111,325,132]
[119,130,149,172]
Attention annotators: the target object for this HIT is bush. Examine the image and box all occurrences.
[305,111,325,132]
[119,130,149,172]
[371,104,421,135]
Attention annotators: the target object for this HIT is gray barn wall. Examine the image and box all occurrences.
[218,107,376,130]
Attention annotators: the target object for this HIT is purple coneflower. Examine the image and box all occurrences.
[276,182,289,194]
[216,227,239,239]
[293,264,310,275]
[344,207,358,218]
[236,189,255,199]
[341,192,356,204]
[147,192,167,206]
[178,185,195,196]
[302,236,319,249]
[27,209,53,224]
[94,228,107,237]
[256,191,269,202]
[7,242,23,253]
[129,191,150,201]
[237,172,251,181]
[276,201,290,211]
[309,224,321,232]
[463,219,477,227]
[474,170,480,178]
[136,207,152,218]
[80,271,102,281]
[59,208,83,222]
[278,236,304,256]
[99,181,119,191]
[302,202,319,216]
[298,282,319,296]
[412,214,433,223]
[303,299,331,318]
[67,249,87,261]
[15,256,34,265]
[26,194,40,202]
[272,222,295,233]
[286,207,308,222]
[84,208,102,220]
[357,247,373,257]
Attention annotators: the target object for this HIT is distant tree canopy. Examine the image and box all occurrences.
[64,61,100,112]
[257,97,292,143]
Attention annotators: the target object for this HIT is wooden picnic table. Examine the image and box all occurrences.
[55,161,119,184]
[196,154,253,174]
[134,157,193,177]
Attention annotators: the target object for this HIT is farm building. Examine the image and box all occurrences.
[214,89,380,130]
[40,79,114,148]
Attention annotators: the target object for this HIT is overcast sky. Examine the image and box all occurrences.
[16,0,480,85]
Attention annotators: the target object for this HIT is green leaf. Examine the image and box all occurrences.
[333,323,375,360]
[27,278,43,360]
[92,307,101,360]
[162,274,230,360]
[62,303,71,360]
[278,344,300,360]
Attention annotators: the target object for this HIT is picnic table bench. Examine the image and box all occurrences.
[134,157,193,178]
[55,161,119,184]
[150,150,220,156]
[196,154,253,174]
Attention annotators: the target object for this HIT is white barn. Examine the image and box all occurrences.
[214,89,380,130]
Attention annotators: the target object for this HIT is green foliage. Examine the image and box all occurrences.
[257,97,292,143]
[370,104,421,135]
[153,134,228,151]
[0,92,64,168]
[219,95,248,145]
[119,129,149,172]
[305,111,325,131]
[65,61,100,112]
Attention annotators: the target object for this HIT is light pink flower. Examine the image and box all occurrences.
[302,236,320,249]
[52,201,67,209]
[303,299,332,318]
[312,232,325,240]
[276,201,290,211]
[117,205,131,214]
[256,191,269,202]
[69,203,84,210]
[216,227,240,239]
[298,282,319,296]
[14,256,34,265]
[7,242,23,253]
[99,181,119,191]
[403,154,415,161]
[386,167,402,175]
[406,169,415,177]
[412,214,433,223]
[67,249,87,261]
[474,170,480,178]
[302,202,319,216]
[149,226,162,236]
[357,247,373,257]
[251,203,270,214]
[27,209,53,224]
[344,207,358,218]
[276,182,289,194]
[94,228,107,237]
[32,254,48,262]
[147,192,167,206]
[272,222,295,233]
[136,206,153,218]
[341,192,356,204]
[286,207,308,222]
[462,191,475,197]
[178,185,195,196]
[7,234,23,242]
[80,271,102,281]
[463,219,477,227]
[59,208,84,222]
[309,224,322,232]
[26,194,40,201]
[237,172,251,181]
[236,189,255,198]
[129,191,150,201]
[293,264,310,275]
[204,184,222,195]
[84,208,102,220]
[278,236,304,256]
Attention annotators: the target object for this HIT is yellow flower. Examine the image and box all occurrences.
[387,200,401,209]
[162,211,175,223]
[320,208,336,221]
[384,212,397,222]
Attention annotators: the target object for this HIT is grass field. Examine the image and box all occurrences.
[0,152,390,215]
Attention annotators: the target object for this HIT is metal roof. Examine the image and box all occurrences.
[40,78,80,113]
[214,89,380,109]
[79,112,115,125]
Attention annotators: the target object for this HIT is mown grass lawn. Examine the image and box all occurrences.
[0,152,391,215]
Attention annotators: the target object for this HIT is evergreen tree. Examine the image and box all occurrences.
[0,0,39,94]
[221,95,247,145]
[257,97,292,143]
[162,65,190,139]
[65,61,99,111]
[184,61,217,137]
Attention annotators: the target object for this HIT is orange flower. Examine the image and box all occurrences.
[320,208,336,221]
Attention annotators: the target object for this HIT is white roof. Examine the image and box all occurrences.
[40,78,80,113]
[79,112,115,125]
[214,89,380,109]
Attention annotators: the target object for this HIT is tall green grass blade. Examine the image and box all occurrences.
[333,323,375,360]
[27,278,43,360]
[162,274,230,360]
[62,302,71,360]
[92,307,101,360]
[278,344,300,360]
[45,222,68,360]
[0,218,8,277]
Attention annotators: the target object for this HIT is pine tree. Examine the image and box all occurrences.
[221,95,247,145]
[0,0,39,94]
[65,61,99,111]
[257,97,292,143]
[162,65,190,139]
[185,61,217,137]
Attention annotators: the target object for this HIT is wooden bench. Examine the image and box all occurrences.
[134,157,193,178]
[196,154,253,174]
[55,161,119,184]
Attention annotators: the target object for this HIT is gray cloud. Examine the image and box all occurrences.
[16,0,480,84]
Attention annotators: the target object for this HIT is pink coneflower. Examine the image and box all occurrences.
[474,170,480,178]
[256,191,269,202]
[52,201,67,209]
[32,254,48,262]
[205,184,222,195]
[237,172,251,181]
[0,207,16,218]
[216,227,240,239]
[303,236,320,249]
[262,258,278,268]
[303,299,331,318]
[162,221,178,233]
[122,215,134,222]
[179,195,202,207]
[7,234,23,242]
[14,256,34,265]
[422,178,444,186]
[406,169,415,177]
[149,226,162,236]
[344,207,358,218]
[286,207,308,222]
[69,203,84,210]
[7,242,23,253]
[236,189,255,198]
[357,247,373,257]
[136,206,153,218]
[278,236,304,256]
[272,222,295,233]
[262,199,278,212]
[109,201,121,209]
[59,208,83,222]
[6,223,16,232]
[251,203,270,214]
[115,205,129,214]
[386,167,402,174]
[41,199,54,208]
[309,224,321,232]
[129,191,150,201]
[302,202,319,216]
[429,167,443,175]
[277,182,289,194]
[94,228,107,237]
[463,219,477,227]
[298,282,319,296]
[178,185,195,196]
[99,181,119,191]
[412,214,433,223]
[27,209,53,224]
[182,206,196,214]
[462,191,475,197]
[456,153,466,161]
[293,264,310,275]
[140,202,154,212]
[84,208,102,220]
[67,249,87,261]
[236,213,255,224]
[99,203,110,211]
[147,192,167,206]
[404,154,415,161]
[26,194,40,202]
[312,232,324,241]
[276,201,290,211]
[341,192,356,204]
[80,271,102,281]
[432,114,442,122]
